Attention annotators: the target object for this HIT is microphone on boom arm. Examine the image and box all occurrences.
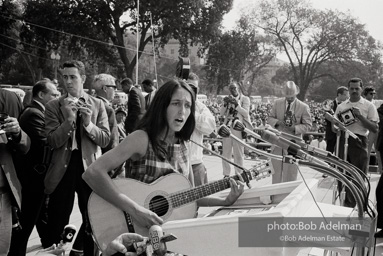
[232,119,263,141]
[258,129,328,166]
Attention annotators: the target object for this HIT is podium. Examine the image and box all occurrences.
[162,179,376,256]
[162,180,316,256]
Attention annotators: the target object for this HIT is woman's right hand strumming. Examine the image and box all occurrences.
[132,204,164,229]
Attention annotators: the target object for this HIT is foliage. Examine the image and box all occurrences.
[17,0,233,82]
[0,0,24,81]
[241,0,383,100]
[204,20,276,95]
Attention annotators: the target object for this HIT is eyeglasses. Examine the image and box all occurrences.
[105,84,117,88]
[369,92,376,95]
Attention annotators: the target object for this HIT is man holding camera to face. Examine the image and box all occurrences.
[334,78,379,207]
[219,82,251,177]
[0,88,30,255]
[44,60,110,255]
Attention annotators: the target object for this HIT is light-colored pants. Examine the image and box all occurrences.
[271,146,298,184]
[192,163,208,186]
[0,192,12,255]
[221,129,244,176]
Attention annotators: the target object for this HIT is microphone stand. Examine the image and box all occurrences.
[332,130,341,205]
[340,130,350,207]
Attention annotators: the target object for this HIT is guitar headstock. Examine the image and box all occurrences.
[241,159,274,181]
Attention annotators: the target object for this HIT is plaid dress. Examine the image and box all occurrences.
[125,140,190,184]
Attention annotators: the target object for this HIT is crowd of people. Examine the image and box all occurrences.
[2,59,383,255]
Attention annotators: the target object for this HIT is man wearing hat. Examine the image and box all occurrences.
[268,81,312,184]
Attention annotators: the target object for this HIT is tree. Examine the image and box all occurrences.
[19,0,233,80]
[204,21,276,95]
[0,0,24,81]
[241,0,383,100]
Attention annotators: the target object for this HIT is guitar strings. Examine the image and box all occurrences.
[146,163,270,211]
[147,162,271,212]
[147,179,232,211]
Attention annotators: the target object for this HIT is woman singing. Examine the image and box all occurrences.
[83,79,244,230]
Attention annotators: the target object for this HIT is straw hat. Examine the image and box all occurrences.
[285,81,300,97]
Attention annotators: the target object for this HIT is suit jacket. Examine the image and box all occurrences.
[44,93,110,194]
[0,88,23,118]
[96,96,119,153]
[268,98,312,136]
[144,90,156,110]
[17,101,48,182]
[0,88,30,209]
[125,87,146,133]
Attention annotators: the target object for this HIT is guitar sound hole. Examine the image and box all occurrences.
[149,196,169,217]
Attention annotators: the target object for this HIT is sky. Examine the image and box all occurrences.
[222,0,383,43]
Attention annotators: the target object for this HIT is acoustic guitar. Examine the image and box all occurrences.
[88,160,273,252]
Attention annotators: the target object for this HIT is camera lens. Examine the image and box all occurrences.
[345,115,350,119]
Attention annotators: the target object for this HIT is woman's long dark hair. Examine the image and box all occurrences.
[136,79,196,160]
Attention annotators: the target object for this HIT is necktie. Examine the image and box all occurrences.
[71,112,82,151]
[75,113,82,147]
[286,102,291,113]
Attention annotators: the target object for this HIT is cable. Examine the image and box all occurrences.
[296,165,356,242]
[0,33,48,51]
[0,41,52,61]
[0,14,244,74]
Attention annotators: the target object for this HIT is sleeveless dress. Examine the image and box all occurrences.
[125,140,190,184]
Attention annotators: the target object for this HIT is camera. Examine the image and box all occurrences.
[284,110,296,127]
[0,112,9,130]
[337,108,357,126]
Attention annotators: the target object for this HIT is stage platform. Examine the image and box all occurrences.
[26,154,381,256]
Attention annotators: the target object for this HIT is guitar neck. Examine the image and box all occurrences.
[170,176,240,208]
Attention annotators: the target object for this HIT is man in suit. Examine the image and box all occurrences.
[219,82,251,177]
[9,80,60,255]
[121,78,146,134]
[44,60,110,256]
[142,78,156,110]
[0,88,30,255]
[325,86,349,154]
[268,81,312,184]
[93,73,119,153]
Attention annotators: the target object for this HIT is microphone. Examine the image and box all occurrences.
[324,112,360,141]
[61,224,77,244]
[262,126,304,142]
[149,225,177,256]
[217,125,283,161]
[232,120,263,141]
[293,139,332,158]
[260,130,328,166]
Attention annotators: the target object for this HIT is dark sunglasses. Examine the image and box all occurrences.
[105,84,117,88]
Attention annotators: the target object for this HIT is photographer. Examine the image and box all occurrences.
[334,78,379,207]
[0,88,30,255]
[219,82,251,177]
[268,81,312,184]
